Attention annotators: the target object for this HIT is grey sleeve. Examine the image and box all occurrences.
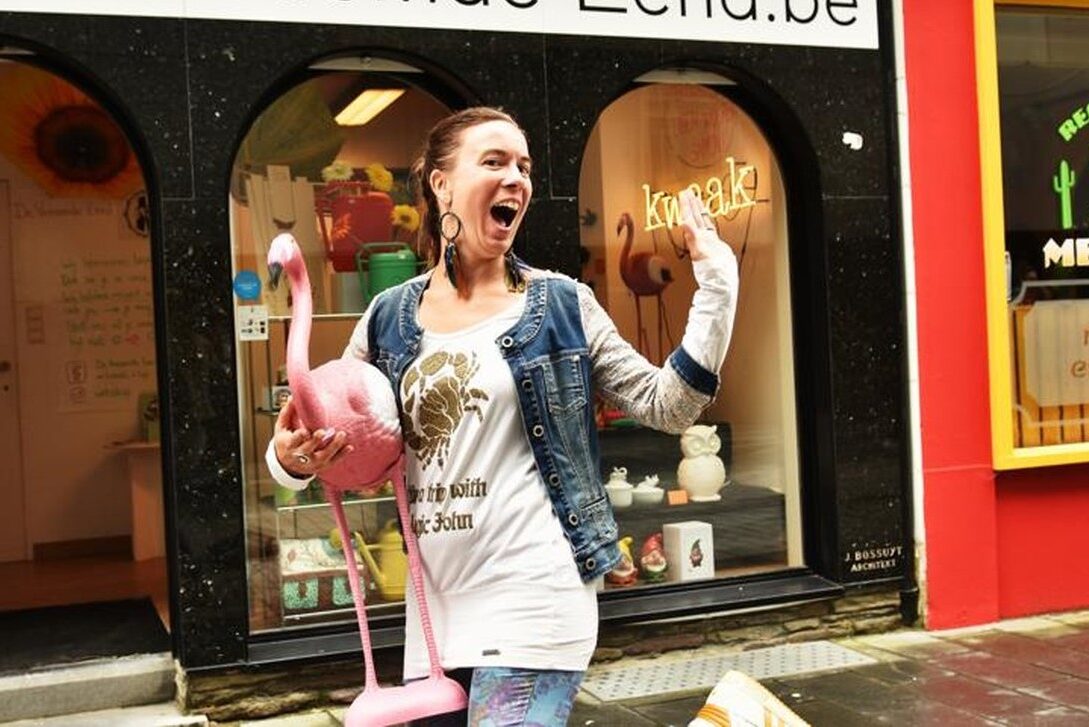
[579,252,738,435]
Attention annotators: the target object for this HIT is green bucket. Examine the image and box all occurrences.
[356,243,419,302]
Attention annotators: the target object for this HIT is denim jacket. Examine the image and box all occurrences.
[363,269,723,582]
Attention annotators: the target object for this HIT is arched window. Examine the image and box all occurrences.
[230,57,455,633]
[0,58,163,618]
[578,76,803,587]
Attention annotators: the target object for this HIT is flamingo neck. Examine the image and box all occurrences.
[284,255,327,429]
[620,222,633,266]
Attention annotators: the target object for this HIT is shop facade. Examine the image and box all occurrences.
[0,0,912,710]
[905,0,1089,630]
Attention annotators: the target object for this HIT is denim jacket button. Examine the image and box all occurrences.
[532,424,545,438]
[521,379,533,392]
[501,335,515,348]
[584,558,596,571]
[548,473,560,487]
[567,513,579,526]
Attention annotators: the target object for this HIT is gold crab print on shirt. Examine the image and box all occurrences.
[401,350,490,468]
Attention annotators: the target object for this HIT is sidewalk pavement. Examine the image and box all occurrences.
[11,609,1089,726]
[568,608,1089,726]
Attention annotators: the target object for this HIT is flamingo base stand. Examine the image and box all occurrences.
[325,458,468,726]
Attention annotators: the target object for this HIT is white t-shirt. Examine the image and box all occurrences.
[398,296,597,679]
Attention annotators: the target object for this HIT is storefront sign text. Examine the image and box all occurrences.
[1057,101,1089,142]
[642,157,757,231]
[843,545,901,574]
[1042,237,1089,269]
[0,0,879,49]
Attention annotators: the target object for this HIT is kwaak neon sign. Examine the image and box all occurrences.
[642,157,757,231]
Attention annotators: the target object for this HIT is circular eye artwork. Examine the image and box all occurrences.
[34,105,131,184]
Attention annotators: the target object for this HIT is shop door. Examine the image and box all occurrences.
[0,180,28,562]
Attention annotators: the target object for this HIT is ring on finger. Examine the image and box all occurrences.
[294,453,311,465]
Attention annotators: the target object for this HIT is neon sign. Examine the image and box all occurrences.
[1054,159,1076,230]
[1042,237,1089,269]
[1044,103,1089,264]
[642,157,757,232]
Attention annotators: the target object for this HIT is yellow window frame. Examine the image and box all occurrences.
[978,0,1089,468]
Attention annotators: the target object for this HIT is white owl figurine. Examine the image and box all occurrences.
[677,424,727,502]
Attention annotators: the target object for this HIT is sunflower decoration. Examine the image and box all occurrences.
[320,160,354,183]
[391,204,420,243]
[0,65,142,198]
[362,162,394,193]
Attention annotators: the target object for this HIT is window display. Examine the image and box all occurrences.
[996,8,1089,455]
[231,68,451,632]
[579,81,802,590]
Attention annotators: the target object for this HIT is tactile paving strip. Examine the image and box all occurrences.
[580,641,876,702]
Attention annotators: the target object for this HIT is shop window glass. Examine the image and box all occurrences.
[578,81,803,590]
[230,66,451,632]
[996,8,1089,454]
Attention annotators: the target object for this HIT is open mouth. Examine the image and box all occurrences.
[490,201,520,228]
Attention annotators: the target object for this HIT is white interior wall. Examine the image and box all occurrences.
[0,154,151,548]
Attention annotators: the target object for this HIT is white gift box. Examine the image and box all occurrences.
[663,521,715,582]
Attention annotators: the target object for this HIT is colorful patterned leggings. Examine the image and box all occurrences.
[408,666,584,727]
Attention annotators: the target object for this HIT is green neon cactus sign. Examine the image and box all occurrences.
[1054,159,1077,229]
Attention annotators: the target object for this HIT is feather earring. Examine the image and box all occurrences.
[444,241,459,288]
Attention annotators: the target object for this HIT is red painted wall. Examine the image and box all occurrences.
[905,1,1089,628]
[903,1,999,628]
[996,467,1089,617]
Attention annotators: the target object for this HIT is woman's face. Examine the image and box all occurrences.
[432,119,532,263]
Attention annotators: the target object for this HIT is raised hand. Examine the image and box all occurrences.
[677,188,735,263]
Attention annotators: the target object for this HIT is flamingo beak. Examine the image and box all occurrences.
[268,262,283,291]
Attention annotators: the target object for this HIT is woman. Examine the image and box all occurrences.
[268,106,739,725]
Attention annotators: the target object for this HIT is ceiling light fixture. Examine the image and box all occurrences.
[635,68,735,86]
[335,88,406,126]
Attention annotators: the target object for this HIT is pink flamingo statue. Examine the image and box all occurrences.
[617,212,674,364]
[267,233,467,726]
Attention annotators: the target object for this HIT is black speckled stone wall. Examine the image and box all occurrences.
[0,10,908,668]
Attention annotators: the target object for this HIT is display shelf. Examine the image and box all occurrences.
[609,482,786,571]
[267,312,361,322]
[278,494,395,512]
[598,424,788,590]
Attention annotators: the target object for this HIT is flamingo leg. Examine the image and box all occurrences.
[656,294,664,366]
[388,458,448,678]
[657,294,676,365]
[634,295,651,361]
[325,483,380,692]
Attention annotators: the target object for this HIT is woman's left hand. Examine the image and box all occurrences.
[678,188,734,263]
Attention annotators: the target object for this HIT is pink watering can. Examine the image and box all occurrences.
[267,233,467,726]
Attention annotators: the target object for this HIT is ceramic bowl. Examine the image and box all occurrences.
[605,482,633,508]
[632,487,664,506]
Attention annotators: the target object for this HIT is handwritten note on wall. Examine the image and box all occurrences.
[56,249,155,410]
